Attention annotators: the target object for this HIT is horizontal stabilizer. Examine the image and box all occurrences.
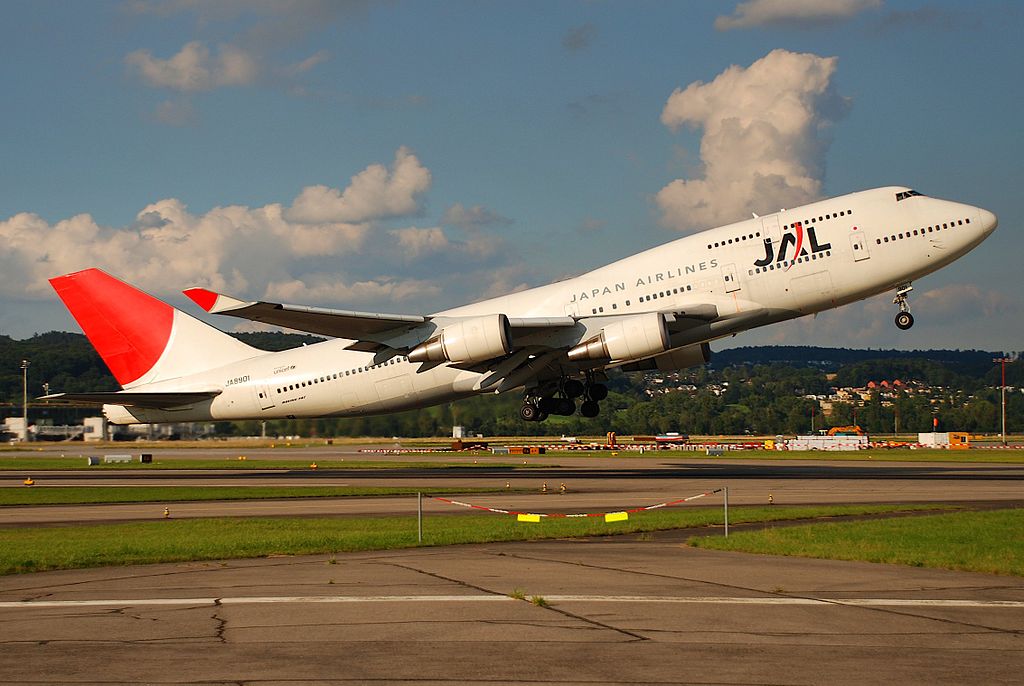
[39,390,221,410]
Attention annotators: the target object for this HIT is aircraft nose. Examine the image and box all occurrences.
[977,207,998,235]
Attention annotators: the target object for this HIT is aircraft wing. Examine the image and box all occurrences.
[39,391,222,410]
[183,287,581,354]
[183,288,428,343]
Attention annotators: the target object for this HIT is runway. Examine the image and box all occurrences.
[1,527,1022,684]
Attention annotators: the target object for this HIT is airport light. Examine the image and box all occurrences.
[21,359,30,443]
[993,356,1014,446]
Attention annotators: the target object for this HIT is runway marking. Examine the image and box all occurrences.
[1,595,1022,609]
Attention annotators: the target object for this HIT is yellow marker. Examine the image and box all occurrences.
[23,477,34,486]
[517,513,541,523]
[310,463,318,469]
[605,511,629,523]
[163,507,170,518]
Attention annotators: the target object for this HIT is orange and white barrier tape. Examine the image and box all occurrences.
[431,489,722,523]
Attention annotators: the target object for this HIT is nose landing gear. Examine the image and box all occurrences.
[893,283,915,330]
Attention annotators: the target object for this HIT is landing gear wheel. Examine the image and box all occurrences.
[587,383,608,401]
[892,283,914,331]
[555,397,576,416]
[580,400,600,418]
[519,403,541,422]
[563,379,585,398]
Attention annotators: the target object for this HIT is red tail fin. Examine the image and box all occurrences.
[50,268,259,388]
[50,269,175,387]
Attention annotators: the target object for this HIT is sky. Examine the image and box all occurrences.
[1,0,1021,353]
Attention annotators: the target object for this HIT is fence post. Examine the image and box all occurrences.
[417,492,423,543]
[724,486,729,537]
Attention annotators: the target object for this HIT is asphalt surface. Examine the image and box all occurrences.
[1,528,1022,684]
[2,448,1023,683]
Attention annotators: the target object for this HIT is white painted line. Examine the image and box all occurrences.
[1,595,1022,609]
[545,596,1024,608]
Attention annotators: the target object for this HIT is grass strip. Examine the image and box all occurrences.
[0,458,540,471]
[0,503,942,575]
[690,508,1024,576]
[0,486,527,507]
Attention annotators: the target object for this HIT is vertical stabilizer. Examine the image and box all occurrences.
[50,268,260,388]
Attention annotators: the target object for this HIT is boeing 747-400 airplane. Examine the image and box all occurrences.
[45,186,997,423]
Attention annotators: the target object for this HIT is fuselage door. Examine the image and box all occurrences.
[722,263,741,293]
[255,384,275,411]
[849,231,870,262]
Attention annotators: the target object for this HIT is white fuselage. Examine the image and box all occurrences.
[106,187,997,424]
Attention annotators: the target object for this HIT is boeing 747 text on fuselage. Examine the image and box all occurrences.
[46,187,998,424]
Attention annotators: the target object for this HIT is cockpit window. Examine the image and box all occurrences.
[896,190,923,201]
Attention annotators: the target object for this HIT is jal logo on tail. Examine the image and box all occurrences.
[753,221,831,269]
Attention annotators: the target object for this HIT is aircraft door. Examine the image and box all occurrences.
[849,232,870,262]
[761,215,781,244]
[254,384,275,411]
[722,263,741,293]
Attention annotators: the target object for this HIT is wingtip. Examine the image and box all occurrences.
[183,287,219,312]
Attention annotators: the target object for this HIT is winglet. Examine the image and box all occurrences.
[183,288,251,314]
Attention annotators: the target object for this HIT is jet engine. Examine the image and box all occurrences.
[618,342,711,372]
[567,312,669,362]
[408,314,511,364]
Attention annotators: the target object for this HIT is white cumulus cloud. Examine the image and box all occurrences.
[715,0,882,31]
[287,147,432,224]
[0,149,442,309]
[656,49,847,232]
[126,41,258,92]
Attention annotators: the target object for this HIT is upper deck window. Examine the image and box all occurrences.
[896,190,923,201]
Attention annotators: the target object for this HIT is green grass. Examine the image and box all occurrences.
[690,508,1024,576]
[0,486,528,507]
[0,503,943,575]
[0,457,538,471]
[4,448,1023,470]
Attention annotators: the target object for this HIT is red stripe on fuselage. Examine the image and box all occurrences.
[49,269,174,387]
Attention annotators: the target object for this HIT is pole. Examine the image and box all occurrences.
[21,360,29,443]
[417,492,423,543]
[994,357,1011,446]
[724,486,729,537]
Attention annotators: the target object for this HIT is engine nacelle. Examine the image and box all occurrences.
[408,314,511,364]
[567,312,669,362]
[618,342,711,372]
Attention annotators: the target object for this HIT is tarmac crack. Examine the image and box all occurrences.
[492,550,1024,638]
[379,561,647,642]
[211,597,228,644]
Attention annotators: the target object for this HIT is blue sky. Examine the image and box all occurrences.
[1,0,1020,352]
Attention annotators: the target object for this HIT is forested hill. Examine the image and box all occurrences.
[712,346,1000,375]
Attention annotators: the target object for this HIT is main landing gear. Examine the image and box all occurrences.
[519,377,608,422]
[893,283,914,330]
